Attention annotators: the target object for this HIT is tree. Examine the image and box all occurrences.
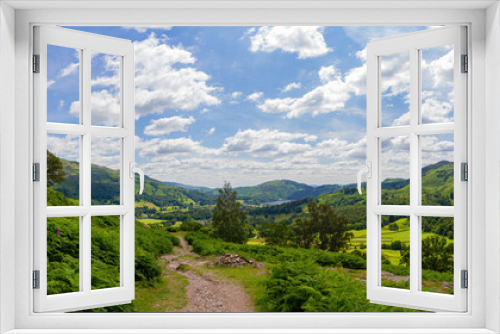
[212,182,248,244]
[47,150,66,187]
[399,236,453,273]
[262,220,293,246]
[388,223,399,231]
[292,217,315,249]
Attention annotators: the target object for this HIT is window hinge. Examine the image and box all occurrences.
[461,54,468,73]
[33,163,40,182]
[33,270,40,289]
[461,270,468,289]
[33,54,40,73]
[461,162,468,182]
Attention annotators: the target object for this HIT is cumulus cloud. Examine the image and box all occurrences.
[247,26,332,59]
[69,89,121,126]
[258,77,351,118]
[281,82,301,93]
[144,116,195,136]
[47,134,80,161]
[86,33,220,122]
[231,91,243,99]
[221,129,317,157]
[318,65,337,83]
[207,127,216,136]
[247,92,264,101]
[138,137,217,157]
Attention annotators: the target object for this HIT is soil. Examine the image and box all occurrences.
[162,234,254,313]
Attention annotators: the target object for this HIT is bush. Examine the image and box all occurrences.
[259,261,418,312]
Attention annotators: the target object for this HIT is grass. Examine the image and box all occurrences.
[138,218,164,225]
[247,238,266,245]
[132,258,188,312]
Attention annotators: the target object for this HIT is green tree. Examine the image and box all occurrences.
[399,236,453,273]
[388,223,399,231]
[47,150,66,187]
[292,217,315,249]
[262,220,293,247]
[310,202,352,252]
[212,182,248,244]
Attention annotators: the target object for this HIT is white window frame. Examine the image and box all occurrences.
[0,1,499,333]
[365,26,467,312]
[33,26,136,313]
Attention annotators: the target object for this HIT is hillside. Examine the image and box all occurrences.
[52,158,216,208]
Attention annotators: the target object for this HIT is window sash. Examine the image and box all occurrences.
[32,25,136,313]
[366,26,467,312]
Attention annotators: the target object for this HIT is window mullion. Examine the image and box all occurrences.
[409,47,420,295]
[82,47,92,294]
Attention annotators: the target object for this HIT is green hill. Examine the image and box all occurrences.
[51,158,216,208]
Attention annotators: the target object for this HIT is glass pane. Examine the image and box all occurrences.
[47,217,80,295]
[381,215,410,290]
[47,134,80,206]
[91,52,121,127]
[421,217,454,294]
[91,216,121,290]
[421,45,454,124]
[91,136,121,205]
[421,134,454,206]
[47,45,81,124]
[380,51,410,127]
[381,136,410,205]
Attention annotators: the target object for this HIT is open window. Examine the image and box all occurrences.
[364,26,467,312]
[33,26,140,312]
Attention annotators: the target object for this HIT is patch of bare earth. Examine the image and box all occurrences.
[162,234,254,313]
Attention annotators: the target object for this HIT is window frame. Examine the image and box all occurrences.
[1,2,497,333]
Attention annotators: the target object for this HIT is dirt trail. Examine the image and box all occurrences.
[162,234,254,313]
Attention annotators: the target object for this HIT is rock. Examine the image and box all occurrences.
[213,254,261,268]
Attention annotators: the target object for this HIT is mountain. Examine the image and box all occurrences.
[52,157,217,208]
[162,181,212,192]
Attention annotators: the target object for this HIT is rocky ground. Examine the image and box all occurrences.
[162,235,254,312]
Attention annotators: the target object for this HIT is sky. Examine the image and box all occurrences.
[46,26,455,188]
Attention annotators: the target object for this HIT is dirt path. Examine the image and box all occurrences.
[162,234,254,313]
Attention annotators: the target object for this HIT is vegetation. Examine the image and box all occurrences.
[212,182,248,244]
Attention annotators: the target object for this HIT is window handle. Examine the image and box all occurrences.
[357,162,372,195]
[129,162,145,195]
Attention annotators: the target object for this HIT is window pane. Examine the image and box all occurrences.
[91,52,121,127]
[91,216,121,290]
[91,136,121,205]
[421,217,454,294]
[421,45,454,124]
[47,45,81,124]
[380,51,410,127]
[381,136,410,205]
[47,217,80,295]
[381,215,410,290]
[47,134,80,206]
[421,134,454,206]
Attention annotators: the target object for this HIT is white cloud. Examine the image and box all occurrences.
[247,26,332,59]
[200,108,210,114]
[247,92,264,101]
[281,82,301,93]
[59,62,79,77]
[138,137,217,157]
[91,137,122,170]
[207,127,216,136]
[47,134,80,161]
[421,98,453,124]
[47,80,56,89]
[122,26,173,33]
[134,34,221,117]
[221,128,317,157]
[258,77,351,119]
[144,116,195,136]
[231,91,243,99]
[71,90,120,126]
[318,65,337,83]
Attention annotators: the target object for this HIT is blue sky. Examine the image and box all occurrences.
[46,26,455,188]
